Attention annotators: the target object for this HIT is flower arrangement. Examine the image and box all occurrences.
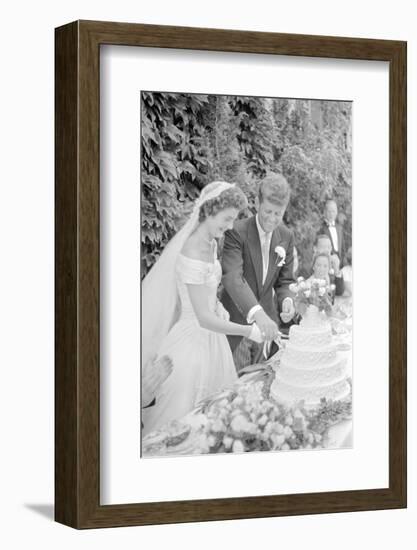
[201,382,324,453]
[143,371,352,456]
[289,276,335,317]
[306,392,352,435]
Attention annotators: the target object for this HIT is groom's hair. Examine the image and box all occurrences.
[258,173,290,206]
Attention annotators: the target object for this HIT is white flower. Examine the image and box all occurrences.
[271,434,286,449]
[284,415,294,426]
[232,396,244,407]
[230,415,251,433]
[276,434,286,446]
[275,422,284,435]
[318,287,325,296]
[297,276,305,283]
[289,283,298,293]
[283,426,293,438]
[304,290,311,298]
[258,414,268,427]
[207,435,217,448]
[260,400,273,413]
[212,419,226,432]
[275,245,286,267]
[232,439,245,453]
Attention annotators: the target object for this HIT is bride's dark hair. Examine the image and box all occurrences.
[198,186,248,222]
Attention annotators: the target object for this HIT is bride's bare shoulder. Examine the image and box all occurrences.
[181,234,206,261]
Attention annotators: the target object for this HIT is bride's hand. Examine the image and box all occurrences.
[247,323,264,343]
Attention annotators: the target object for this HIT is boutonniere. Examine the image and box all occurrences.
[275,245,286,267]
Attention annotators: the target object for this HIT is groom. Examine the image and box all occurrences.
[220,172,296,371]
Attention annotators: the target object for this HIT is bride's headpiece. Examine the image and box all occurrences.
[195,181,235,206]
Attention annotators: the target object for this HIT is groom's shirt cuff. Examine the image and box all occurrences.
[247,304,263,324]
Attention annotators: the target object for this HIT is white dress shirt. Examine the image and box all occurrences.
[256,215,272,284]
[327,221,339,252]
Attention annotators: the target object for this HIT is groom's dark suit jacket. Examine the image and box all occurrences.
[220,215,295,353]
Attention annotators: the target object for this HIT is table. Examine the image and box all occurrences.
[143,300,353,457]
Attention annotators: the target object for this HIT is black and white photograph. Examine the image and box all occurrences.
[140,92,353,457]
[0,0,410,539]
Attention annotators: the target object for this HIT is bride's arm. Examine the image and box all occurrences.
[187,283,253,338]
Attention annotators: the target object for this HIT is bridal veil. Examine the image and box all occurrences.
[141,181,235,367]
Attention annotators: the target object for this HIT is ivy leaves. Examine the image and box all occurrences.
[141,92,210,273]
[141,93,352,278]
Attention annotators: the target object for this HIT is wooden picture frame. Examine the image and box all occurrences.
[55,20,407,528]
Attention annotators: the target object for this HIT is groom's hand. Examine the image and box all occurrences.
[253,309,279,341]
[280,297,296,323]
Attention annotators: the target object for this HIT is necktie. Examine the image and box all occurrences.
[262,233,271,284]
[327,223,338,251]
[261,232,272,356]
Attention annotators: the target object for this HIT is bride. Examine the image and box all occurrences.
[141,181,264,436]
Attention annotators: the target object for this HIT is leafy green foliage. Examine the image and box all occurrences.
[141,92,210,272]
[141,93,352,277]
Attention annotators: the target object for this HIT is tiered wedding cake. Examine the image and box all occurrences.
[272,305,350,407]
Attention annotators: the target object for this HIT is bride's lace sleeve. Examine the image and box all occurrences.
[176,255,210,285]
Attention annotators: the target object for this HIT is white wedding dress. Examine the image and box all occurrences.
[141,248,238,436]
